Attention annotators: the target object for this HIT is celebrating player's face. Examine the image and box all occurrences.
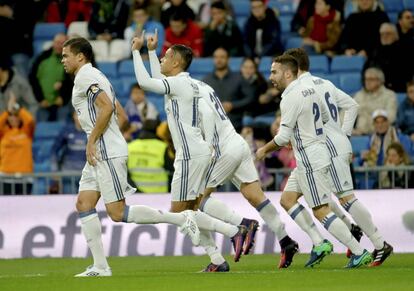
[160,48,175,76]
[269,62,286,92]
[61,46,78,74]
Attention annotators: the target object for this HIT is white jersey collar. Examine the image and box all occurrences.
[281,78,299,98]
[77,63,92,75]
[298,72,312,80]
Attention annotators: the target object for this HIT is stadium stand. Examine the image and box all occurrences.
[404,0,414,10]
[330,55,365,74]
[309,55,329,74]
[33,23,66,41]
[67,21,89,38]
[97,62,118,79]
[339,73,363,95]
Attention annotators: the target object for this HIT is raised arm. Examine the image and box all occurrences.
[147,29,165,79]
[132,32,170,95]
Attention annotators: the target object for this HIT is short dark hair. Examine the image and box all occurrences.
[171,44,193,71]
[273,54,298,77]
[284,48,310,71]
[211,1,226,10]
[63,37,93,62]
[170,10,188,23]
[398,9,411,20]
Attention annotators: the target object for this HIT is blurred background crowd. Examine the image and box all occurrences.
[1,0,414,195]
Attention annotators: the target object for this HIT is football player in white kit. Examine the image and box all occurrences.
[130,32,249,269]
[256,54,373,268]
[62,37,211,277]
[144,30,297,270]
[283,48,392,267]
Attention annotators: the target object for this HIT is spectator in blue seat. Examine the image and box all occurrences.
[396,9,414,44]
[50,110,87,194]
[203,47,255,132]
[123,83,159,142]
[88,0,130,41]
[0,57,38,117]
[203,1,244,57]
[396,81,414,142]
[299,0,341,56]
[124,4,165,57]
[29,33,73,122]
[340,0,389,58]
[243,0,283,60]
[361,109,405,167]
[379,142,414,188]
[353,67,397,135]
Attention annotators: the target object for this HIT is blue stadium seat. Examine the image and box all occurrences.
[122,77,138,96]
[118,60,150,77]
[33,23,66,41]
[258,56,273,75]
[231,0,251,17]
[269,0,295,15]
[188,58,214,75]
[350,135,370,157]
[32,178,48,195]
[229,57,243,71]
[97,61,118,78]
[34,121,65,140]
[236,16,247,30]
[32,40,52,57]
[309,55,329,74]
[33,140,55,163]
[383,0,404,12]
[34,161,52,173]
[330,55,365,73]
[339,73,362,95]
[387,12,398,24]
[396,93,406,107]
[313,73,340,87]
[279,15,292,34]
[404,0,414,10]
[109,78,126,99]
[147,95,166,121]
[285,37,303,49]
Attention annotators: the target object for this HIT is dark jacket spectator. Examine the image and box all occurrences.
[88,0,130,40]
[364,23,414,92]
[243,0,283,59]
[161,0,195,28]
[340,0,389,57]
[0,58,38,117]
[397,9,414,44]
[396,81,414,142]
[203,1,244,57]
[203,48,255,132]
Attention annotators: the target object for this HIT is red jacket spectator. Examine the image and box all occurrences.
[162,17,203,57]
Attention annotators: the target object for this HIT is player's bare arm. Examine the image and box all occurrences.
[256,139,281,161]
[87,91,113,166]
[115,99,128,131]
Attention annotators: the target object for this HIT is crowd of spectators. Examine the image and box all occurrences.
[1,0,414,194]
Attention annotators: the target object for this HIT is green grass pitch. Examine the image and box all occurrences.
[1,254,413,291]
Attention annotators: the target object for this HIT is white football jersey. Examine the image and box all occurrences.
[133,51,212,160]
[72,63,127,160]
[298,72,358,156]
[275,79,331,172]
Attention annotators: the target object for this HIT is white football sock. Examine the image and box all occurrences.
[199,230,226,265]
[257,199,287,240]
[123,205,185,226]
[79,209,109,270]
[343,198,385,249]
[329,200,352,229]
[322,212,363,255]
[288,203,323,246]
[194,211,239,237]
[200,196,243,225]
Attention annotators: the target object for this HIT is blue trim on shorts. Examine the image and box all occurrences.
[326,136,338,157]
[179,159,189,201]
[106,159,124,201]
[289,204,305,220]
[199,196,210,211]
[205,157,218,188]
[256,199,270,212]
[329,163,343,193]
[79,208,97,218]
[122,205,130,222]
[172,100,191,160]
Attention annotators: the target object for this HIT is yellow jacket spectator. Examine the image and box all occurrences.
[127,120,173,193]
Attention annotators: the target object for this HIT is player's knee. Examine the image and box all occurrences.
[76,197,93,212]
[339,194,355,205]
